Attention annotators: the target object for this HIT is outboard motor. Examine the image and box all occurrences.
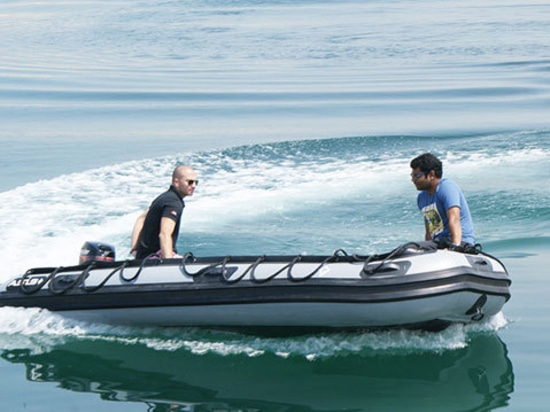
[79,241,116,264]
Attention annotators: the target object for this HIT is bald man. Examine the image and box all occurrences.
[131,165,198,259]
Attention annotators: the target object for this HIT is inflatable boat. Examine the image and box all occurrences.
[0,241,511,330]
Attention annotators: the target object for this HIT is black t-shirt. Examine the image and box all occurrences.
[136,186,185,258]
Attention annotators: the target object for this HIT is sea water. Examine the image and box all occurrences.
[0,0,549,411]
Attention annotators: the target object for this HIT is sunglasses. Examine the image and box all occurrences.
[410,172,427,179]
[183,179,199,186]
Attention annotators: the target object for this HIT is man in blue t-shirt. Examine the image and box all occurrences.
[410,153,475,247]
[131,165,198,259]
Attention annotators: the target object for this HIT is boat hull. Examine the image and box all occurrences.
[0,244,511,330]
[40,293,508,330]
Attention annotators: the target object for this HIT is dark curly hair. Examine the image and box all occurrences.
[410,153,443,178]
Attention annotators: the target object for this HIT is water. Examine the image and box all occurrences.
[0,0,549,410]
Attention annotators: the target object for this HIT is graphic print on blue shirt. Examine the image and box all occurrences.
[421,203,444,239]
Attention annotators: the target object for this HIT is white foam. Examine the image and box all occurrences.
[0,302,510,360]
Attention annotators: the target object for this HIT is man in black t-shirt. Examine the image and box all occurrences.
[131,165,198,259]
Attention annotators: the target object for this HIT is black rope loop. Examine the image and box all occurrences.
[333,249,368,263]
[121,258,151,282]
[180,252,231,278]
[251,255,299,284]
[362,242,423,275]
[464,243,483,254]
[20,267,61,295]
[288,254,338,282]
[83,261,131,292]
[222,255,266,284]
[48,262,96,295]
[333,248,349,258]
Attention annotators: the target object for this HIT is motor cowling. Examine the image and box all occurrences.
[79,241,116,264]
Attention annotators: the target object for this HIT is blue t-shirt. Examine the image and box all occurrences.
[417,179,475,244]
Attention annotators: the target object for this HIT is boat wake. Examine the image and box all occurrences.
[0,306,508,360]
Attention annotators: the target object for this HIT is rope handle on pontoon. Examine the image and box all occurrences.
[48,262,95,295]
[181,248,352,284]
[18,242,489,295]
[20,266,63,295]
[180,252,231,278]
[287,249,352,282]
